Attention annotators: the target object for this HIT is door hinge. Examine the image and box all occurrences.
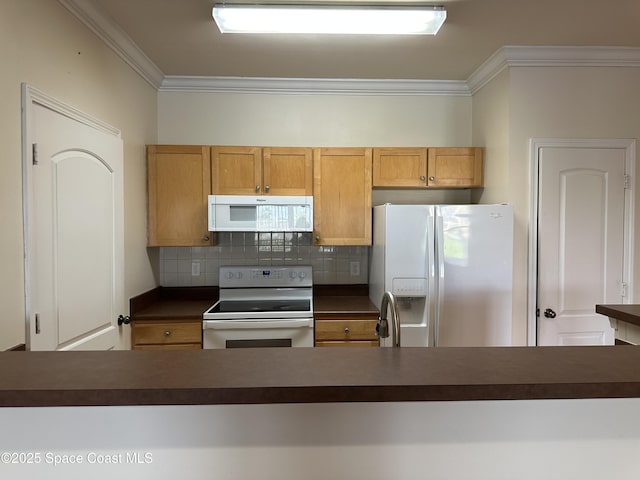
[32,143,38,165]
[35,313,41,334]
[621,282,628,298]
[624,174,631,189]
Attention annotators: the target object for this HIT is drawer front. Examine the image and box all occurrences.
[315,319,379,342]
[133,343,202,351]
[315,340,379,347]
[133,321,202,345]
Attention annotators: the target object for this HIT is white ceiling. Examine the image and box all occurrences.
[83,0,640,82]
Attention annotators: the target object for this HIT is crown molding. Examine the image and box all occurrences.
[57,0,164,89]
[159,76,471,96]
[502,45,640,67]
[467,46,640,94]
[466,48,510,95]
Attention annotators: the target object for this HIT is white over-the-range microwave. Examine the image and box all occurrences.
[208,195,313,232]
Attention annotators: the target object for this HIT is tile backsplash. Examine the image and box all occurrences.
[159,232,369,286]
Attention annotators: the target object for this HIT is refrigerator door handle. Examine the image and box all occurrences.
[426,211,434,347]
[434,213,445,347]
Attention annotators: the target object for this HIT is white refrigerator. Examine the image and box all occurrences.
[369,204,514,347]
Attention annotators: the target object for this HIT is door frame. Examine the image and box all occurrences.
[527,138,635,346]
[21,84,123,349]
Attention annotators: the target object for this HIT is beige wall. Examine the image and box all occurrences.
[158,92,472,147]
[0,0,158,350]
[471,69,511,205]
[471,69,524,342]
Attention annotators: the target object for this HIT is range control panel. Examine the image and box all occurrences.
[219,266,313,288]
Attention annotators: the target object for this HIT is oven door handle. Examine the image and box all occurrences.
[203,318,313,330]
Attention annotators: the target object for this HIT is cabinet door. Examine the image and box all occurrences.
[373,147,428,187]
[147,145,211,246]
[263,147,313,195]
[212,146,262,194]
[313,148,372,245]
[427,147,483,188]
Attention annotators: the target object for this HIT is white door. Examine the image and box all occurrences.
[536,143,632,346]
[23,85,124,351]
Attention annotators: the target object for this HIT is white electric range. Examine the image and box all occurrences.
[203,266,313,349]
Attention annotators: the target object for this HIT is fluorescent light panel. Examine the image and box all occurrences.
[212,4,446,35]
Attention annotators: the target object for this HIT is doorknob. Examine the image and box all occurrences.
[543,308,557,319]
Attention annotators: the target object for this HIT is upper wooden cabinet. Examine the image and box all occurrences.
[373,147,428,187]
[147,145,212,247]
[313,148,372,246]
[372,147,483,188]
[212,146,313,195]
[263,147,313,195]
[427,147,483,188]
[211,146,261,195]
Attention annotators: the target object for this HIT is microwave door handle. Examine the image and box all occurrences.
[204,319,313,330]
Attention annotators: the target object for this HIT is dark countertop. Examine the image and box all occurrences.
[596,304,640,327]
[130,286,218,321]
[132,299,215,320]
[130,285,378,320]
[2,346,640,407]
[314,295,378,315]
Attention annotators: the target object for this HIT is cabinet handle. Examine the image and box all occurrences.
[255,185,261,192]
[315,235,320,242]
[203,235,210,242]
[429,176,435,181]
[344,327,350,334]
[163,331,171,337]
[420,176,426,181]
[264,185,270,192]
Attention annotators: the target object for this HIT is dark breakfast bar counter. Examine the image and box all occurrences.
[596,304,640,327]
[596,304,640,344]
[2,346,640,407]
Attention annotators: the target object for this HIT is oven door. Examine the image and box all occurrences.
[202,318,314,349]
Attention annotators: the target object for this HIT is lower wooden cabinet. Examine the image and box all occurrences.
[315,313,379,347]
[132,319,202,350]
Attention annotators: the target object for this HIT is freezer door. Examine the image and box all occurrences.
[370,204,434,347]
[384,204,432,293]
[435,204,513,346]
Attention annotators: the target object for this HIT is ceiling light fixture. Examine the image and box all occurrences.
[212,4,446,35]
